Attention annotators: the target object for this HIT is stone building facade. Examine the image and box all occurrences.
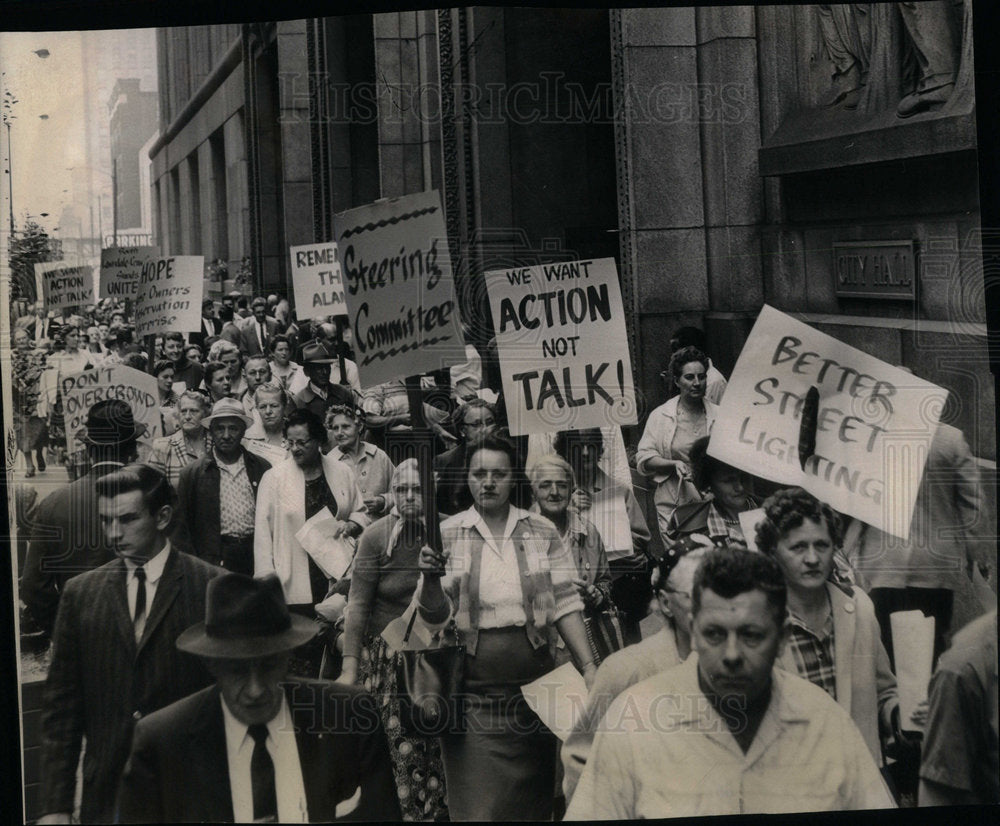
[149,5,991,460]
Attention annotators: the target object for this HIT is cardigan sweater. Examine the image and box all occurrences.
[343,515,425,659]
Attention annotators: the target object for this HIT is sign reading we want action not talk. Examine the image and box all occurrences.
[332,190,466,387]
[485,257,637,436]
[708,305,947,540]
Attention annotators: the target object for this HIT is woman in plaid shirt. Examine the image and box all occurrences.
[756,487,906,767]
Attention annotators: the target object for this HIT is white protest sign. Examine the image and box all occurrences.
[135,256,204,337]
[100,245,159,300]
[290,242,346,321]
[709,305,947,539]
[332,190,466,387]
[890,610,935,732]
[484,258,637,436]
[61,365,161,456]
[36,261,95,311]
[520,662,588,741]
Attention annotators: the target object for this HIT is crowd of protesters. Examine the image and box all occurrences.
[8,290,997,822]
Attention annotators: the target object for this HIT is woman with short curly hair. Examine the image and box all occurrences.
[756,487,903,765]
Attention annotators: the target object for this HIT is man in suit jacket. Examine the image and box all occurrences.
[22,400,144,635]
[118,572,400,822]
[37,464,221,824]
[174,398,271,574]
[191,298,223,349]
[237,296,280,358]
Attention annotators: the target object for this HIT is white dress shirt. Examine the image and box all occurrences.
[462,507,528,628]
[124,541,171,643]
[220,694,309,823]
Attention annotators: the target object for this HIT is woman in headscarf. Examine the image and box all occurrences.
[338,459,448,820]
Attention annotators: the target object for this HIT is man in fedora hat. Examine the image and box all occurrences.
[22,399,146,635]
[292,340,356,421]
[37,464,221,825]
[174,398,272,575]
[117,572,400,822]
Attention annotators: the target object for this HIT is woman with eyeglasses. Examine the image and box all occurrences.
[635,345,718,546]
[337,459,448,820]
[254,408,370,673]
[561,544,709,804]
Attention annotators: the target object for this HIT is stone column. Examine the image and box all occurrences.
[613,7,707,413]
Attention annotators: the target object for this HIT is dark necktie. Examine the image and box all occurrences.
[133,566,147,634]
[249,724,277,822]
[259,323,267,350]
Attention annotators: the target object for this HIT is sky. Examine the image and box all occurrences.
[1,28,157,242]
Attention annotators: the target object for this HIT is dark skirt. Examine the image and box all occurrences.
[439,626,558,821]
[359,632,448,821]
[15,416,47,452]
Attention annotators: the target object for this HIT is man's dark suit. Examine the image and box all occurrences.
[173,449,272,570]
[22,465,121,634]
[190,316,223,349]
[118,679,402,822]
[39,550,221,823]
[237,315,280,357]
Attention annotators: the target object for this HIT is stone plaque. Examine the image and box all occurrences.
[833,240,916,300]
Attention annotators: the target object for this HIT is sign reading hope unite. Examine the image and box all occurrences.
[485,257,637,436]
[135,256,204,337]
[332,190,465,387]
[709,305,947,539]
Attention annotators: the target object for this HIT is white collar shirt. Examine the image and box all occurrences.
[124,540,171,642]
[220,693,309,823]
[460,506,528,628]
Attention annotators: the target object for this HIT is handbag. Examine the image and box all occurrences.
[395,608,466,737]
[583,607,626,666]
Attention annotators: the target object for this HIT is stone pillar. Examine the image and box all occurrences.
[613,8,708,413]
[694,6,765,371]
[373,11,437,197]
[276,19,315,252]
[178,156,199,255]
[197,141,219,259]
[223,111,249,272]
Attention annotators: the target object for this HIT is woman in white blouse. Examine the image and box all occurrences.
[415,434,595,821]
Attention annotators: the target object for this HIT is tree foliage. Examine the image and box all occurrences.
[9,219,61,302]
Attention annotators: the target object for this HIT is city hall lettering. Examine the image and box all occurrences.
[833,241,915,300]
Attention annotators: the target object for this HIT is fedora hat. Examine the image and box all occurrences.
[202,397,254,428]
[176,573,317,659]
[300,340,335,365]
[75,399,147,446]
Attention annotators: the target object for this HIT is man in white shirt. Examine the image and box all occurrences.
[566,548,894,819]
[37,464,220,824]
[117,572,401,822]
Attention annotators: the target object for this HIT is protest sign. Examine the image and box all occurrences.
[520,662,588,741]
[332,190,465,387]
[890,610,935,732]
[61,365,160,456]
[100,245,159,300]
[708,305,947,539]
[290,242,346,321]
[135,255,204,337]
[484,258,637,436]
[36,261,95,311]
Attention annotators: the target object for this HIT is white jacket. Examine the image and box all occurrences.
[254,453,370,604]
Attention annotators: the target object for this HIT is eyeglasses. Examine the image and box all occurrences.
[286,438,316,449]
